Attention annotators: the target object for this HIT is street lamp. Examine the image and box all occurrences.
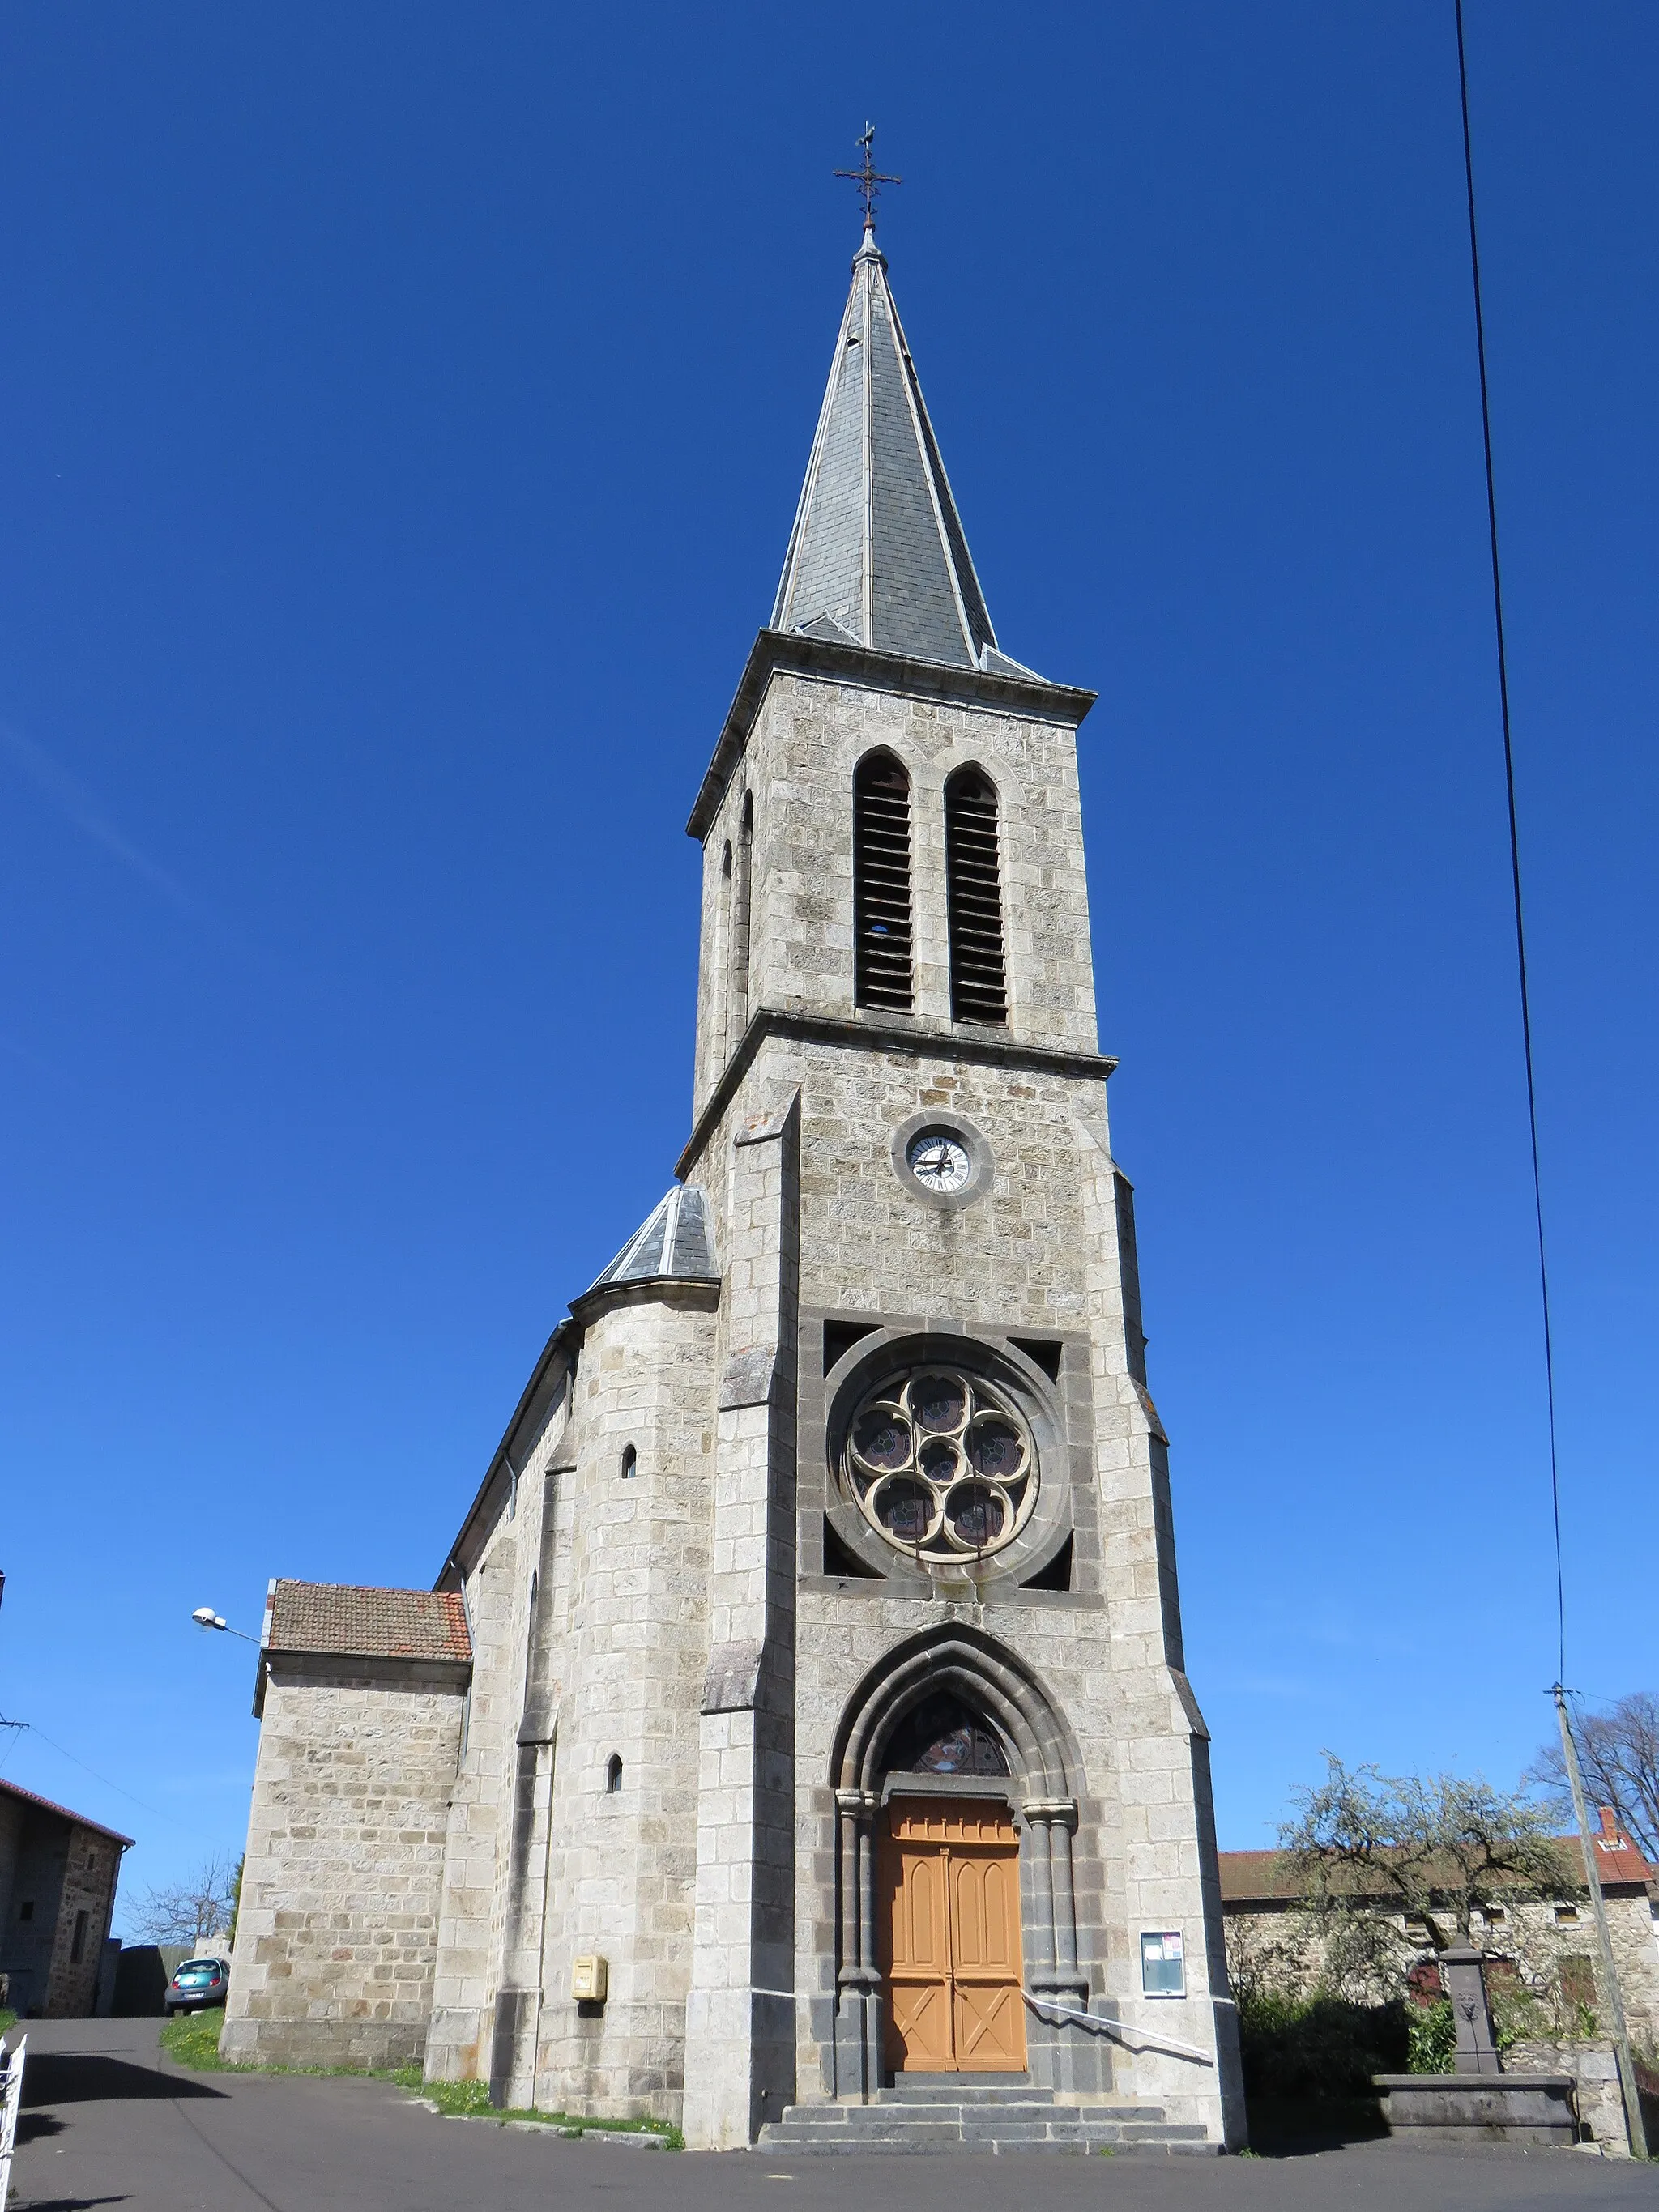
[191,1606,258,1643]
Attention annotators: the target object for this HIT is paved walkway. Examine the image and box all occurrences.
[5,2016,1656,2212]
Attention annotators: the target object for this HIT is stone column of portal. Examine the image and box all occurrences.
[1021,1805,1059,1993]
[1046,1805,1085,2000]
[832,1788,881,2099]
[682,1093,800,2151]
[1027,1799,1094,2099]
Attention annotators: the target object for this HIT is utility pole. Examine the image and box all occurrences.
[1554,1686,1647,2156]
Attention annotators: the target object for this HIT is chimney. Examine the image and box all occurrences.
[1596,1806,1623,1848]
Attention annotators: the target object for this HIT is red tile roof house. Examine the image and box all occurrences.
[0,1777,133,2018]
[1218,1813,1659,2151]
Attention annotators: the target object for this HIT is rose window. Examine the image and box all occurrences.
[844,1368,1037,1563]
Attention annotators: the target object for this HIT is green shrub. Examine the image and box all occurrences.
[1405,2000,1456,2073]
[1235,1990,1409,2101]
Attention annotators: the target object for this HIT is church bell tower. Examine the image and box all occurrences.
[674,214,1246,2149]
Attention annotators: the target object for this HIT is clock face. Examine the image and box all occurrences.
[907,1132,971,1194]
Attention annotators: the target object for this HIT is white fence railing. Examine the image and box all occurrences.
[0,2034,26,2212]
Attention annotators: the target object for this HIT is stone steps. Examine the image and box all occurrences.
[756,2086,1217,2157]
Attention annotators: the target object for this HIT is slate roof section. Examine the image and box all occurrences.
[587,1184,718,1294]
[773,230,1019,674]
[266,1579,471,1664]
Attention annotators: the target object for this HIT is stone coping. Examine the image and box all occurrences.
[1374,2072,1578,2148]
[1373,2073,1575,2089]
[686,626,1097,843]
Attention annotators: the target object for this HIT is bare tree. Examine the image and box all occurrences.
[1280,1754,1573,1963]
[1528,1693,1659,1864]
[126,1854,240,1948]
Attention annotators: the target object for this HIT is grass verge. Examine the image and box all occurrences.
[414,2074,682,2145]
[0,2010,16,2039]
[160,2008,681,2148]
[160,2008,233,2071]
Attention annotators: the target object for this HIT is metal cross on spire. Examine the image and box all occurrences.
[834,123,902,232]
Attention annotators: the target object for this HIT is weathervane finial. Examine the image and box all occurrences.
[834,122,902,234]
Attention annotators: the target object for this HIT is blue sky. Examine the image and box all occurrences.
[2,2,1654,1920]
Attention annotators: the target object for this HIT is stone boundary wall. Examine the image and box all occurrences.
[1508,2039,1654,2156]
[1223,1887,1659,2044]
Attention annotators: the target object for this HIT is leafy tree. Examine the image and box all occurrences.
[1528,1692,1659,1864]
[1279,1754,1574,1962]
[127,1853,240,1948]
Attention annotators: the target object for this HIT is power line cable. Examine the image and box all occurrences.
[1456,7,1647,2158]
[1453,0,1566,1686]
[0,1716,168,1822]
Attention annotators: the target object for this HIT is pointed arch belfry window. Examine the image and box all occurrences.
[853,752,914,1012]
[732,789,753,1033]
[945,767,1008,1025]
[711,839,734,1066]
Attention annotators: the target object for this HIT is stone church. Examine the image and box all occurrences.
[224,211,1246,2154]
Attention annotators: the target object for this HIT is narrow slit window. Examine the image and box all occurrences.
[853,752,914,1012]
[712,842,734,1064]
[605,1754,623,1794]
[621,1444,637,1480]
[945,767,1008,1024]
[732,790,753,1029]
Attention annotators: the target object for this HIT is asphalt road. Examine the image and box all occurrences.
[5,2015,1657,2212]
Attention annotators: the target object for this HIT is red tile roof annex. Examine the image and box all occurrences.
[265,1579,471,1664]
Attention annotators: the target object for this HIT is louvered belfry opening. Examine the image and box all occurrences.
[945,767,1009,1024]
[853,751,914,1012]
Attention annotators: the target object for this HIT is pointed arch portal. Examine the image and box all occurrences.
[827,1626,1090,2095]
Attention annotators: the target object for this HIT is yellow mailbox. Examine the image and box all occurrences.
[571,1954,608,2004]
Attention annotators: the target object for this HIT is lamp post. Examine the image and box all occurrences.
[190,1608,259,1644]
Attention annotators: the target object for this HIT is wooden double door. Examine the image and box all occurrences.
[878,1798,1026,2073]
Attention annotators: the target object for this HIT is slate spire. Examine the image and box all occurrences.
[772,230,1014,672]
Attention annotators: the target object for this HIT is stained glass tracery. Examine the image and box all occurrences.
[843,1366,1037,1564]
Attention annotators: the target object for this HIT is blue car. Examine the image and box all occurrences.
[165,1956,231,2013]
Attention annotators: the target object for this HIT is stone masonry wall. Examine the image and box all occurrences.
[1482,1891,1659,2046]
[0,1797,51,2016]
[1225,1886,1659,2051]
[44,1829,122,2018]
[1507,2039,1647,2154]
[694,676,1099,1115]
[783,1048,1238,2139]
[0,1796,22,1937]
[677,1008,1243,2144]
[0,1814,122,2020]
[423,1485,530,2082]
[423,1350,579,2093]
[223,1666,464,2071]
[532,1289,719,2120]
